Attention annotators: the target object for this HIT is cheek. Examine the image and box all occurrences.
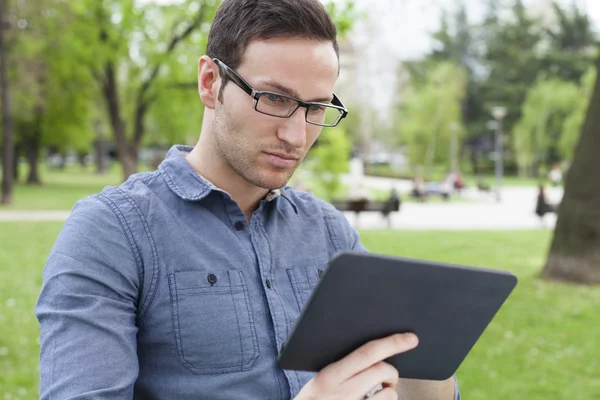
[305,128,322,150]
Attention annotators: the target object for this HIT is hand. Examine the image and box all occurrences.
[294,333,419,400]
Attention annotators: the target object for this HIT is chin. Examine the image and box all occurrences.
[252,170,294,190]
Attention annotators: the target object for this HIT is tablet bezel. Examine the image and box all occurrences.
[277,251,517,380]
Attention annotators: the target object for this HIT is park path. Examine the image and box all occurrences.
[0,210,71,222]
[0,177,563,230]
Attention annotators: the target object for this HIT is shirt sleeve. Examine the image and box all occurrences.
[454,374,461,399]
[35,196,140,399]
[320,201,369,253]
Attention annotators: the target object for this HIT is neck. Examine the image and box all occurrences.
[185,133,269,222]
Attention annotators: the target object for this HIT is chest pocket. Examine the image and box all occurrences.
[287,264,326,313]
[168,270,259,375]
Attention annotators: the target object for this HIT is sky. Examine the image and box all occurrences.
[355,0,600,60]
[346,0,600,115]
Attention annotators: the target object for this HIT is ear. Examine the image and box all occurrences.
[198,56,220,110]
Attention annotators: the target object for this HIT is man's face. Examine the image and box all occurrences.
[212,37,339,190]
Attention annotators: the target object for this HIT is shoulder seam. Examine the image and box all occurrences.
[115,187,160,322]
[93,193,145,310]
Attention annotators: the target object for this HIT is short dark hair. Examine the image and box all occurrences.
[207,0,339,70]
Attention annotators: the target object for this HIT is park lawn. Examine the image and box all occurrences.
[1,227,599,399]
[361,231,600,400]
[1,163,152,211]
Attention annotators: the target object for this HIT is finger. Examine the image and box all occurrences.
[369,387,398,400]
[343,362,399,399]
[320,333,418,384]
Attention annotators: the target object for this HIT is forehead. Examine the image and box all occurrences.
[236,37,339,100]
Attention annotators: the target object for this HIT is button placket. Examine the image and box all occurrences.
[249,216,287,351]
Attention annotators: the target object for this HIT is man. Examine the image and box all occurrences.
[36,0,459,399]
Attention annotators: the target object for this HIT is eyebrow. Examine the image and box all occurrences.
[257,80,333,103]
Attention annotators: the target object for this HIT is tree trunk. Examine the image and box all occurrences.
[95,138,108,175]
[0,0,14,205]
[25,134,41,184]
[93,120,108,175]
[542,56,600,284]
[101,62,137,181]
[424,133,438,179]
[24,107,43,185]
[470,147,479,176]
[13,145,18,181]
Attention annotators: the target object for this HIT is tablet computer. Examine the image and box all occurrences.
[278,251,517,381]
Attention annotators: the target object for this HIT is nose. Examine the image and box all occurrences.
[276,107,307,149]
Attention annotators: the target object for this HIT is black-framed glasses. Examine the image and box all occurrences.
[213,58,348,127]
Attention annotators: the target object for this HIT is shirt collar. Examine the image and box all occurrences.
[158,145,295,209]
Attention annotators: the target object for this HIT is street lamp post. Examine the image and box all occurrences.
[491,106,507,203]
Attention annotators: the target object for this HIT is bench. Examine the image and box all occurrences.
[331,198,401,228]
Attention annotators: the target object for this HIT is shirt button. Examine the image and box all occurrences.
[318,269,324,279]
[207,273,217,285]
[266,279,272,289]
[234,221,245,231]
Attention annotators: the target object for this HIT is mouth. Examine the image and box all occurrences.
[264,152,300,168]
[265,152,299,161]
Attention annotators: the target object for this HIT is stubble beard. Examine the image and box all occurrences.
[212,107,297,190]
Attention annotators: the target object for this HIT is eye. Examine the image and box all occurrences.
[308,104,325,114]
[265,93,284,103]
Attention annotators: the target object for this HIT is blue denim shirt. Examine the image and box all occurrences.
[36,145,460,400]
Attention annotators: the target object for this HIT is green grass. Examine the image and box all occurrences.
[0,223,63,399]
[1,227,599,399]
[365,163,547,188]
[361,231,600,400]
[1,163,152,211]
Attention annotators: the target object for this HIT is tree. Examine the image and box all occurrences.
[480,0,544,146]
[10,0,95,184]
[63,0,218,180]
[397,62,467,177]
[308,127,351,201]
[512,78,580,177]
[543,1,597,83]
[542,55,600,284]
[0,0,15,204]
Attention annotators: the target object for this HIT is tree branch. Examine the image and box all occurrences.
[136,5,208,107]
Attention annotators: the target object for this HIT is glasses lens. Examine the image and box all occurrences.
[256,93,298,117]
[306,104,343,126]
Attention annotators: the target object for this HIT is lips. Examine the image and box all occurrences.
[264,152,299,168]
[265,152,298,161]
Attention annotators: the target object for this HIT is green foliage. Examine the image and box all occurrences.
[558,68,597,161]
[543,1,598,83]
[412,0,599,177]
[513,65,597,175]
[10,0,96,154]
[2,0,360,181]
[308,127,351,201]
[397,62,467,173]
[324,0,360,38]
[513,78,580,175]
[480,0,544,136]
